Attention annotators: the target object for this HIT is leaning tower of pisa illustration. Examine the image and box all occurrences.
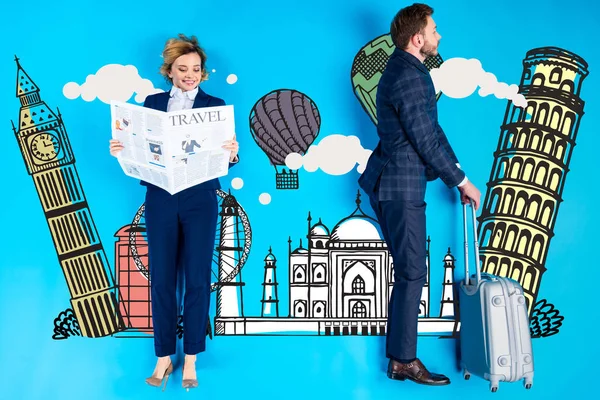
[478,47,588,313]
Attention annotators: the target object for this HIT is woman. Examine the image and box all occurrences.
[109,34,239,391]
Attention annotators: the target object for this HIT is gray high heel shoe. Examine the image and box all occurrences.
[145,361,173,391]
[182,362,199,391]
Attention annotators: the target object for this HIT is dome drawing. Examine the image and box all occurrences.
[310,218,330,236]
[331,217,381,241]
[330,190,381,241]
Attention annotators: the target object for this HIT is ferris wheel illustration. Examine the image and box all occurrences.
[128,189,252,291]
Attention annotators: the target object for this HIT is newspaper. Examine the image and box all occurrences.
[110,101,235,194]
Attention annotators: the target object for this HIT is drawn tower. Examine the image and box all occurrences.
[11,57,124,337]
[439,249,456,317]
[216,193,245,318]
[478,47,588,312]
[261,247,280,317]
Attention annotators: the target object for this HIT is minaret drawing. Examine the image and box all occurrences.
[261,247,280,317]
[11,57,124,337]
[305,212,313,318]
[439,249,456,317]
[216,193,245,318]
[478,47,588,312]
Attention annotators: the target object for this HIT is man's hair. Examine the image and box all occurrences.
[160,34,209,83]
[390,3,433,49]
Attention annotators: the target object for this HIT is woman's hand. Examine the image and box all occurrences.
[222,134,239,162]
[109,139,124,157]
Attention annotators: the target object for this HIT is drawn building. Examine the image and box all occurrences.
[439,250,457,317]
[216,190,459,337]
[11,57,123,337]
[288,192,428,321]
[261,248,280,317]
[478,47,588,312]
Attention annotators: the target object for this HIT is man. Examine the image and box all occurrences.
[358,3,481,386]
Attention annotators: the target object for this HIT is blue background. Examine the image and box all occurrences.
[0,0,598,398]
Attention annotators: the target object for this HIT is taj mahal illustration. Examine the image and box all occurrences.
[213,191,460,337]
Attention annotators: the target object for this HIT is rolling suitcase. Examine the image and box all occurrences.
[459,202,534,392]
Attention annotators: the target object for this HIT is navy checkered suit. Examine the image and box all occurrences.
[358,48,464,201]
[358,48,465,362]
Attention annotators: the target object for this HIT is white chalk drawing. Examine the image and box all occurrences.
[430,58,527,107]
[63,64,162,104]
[214,190,460,337]
[285,134,372,176]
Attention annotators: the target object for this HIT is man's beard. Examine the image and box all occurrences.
[420,40,438,59]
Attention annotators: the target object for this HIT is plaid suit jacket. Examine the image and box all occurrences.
[358,48,465,201]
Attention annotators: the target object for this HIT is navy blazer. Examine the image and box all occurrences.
[358,48,465,201]
[141,88,235,191]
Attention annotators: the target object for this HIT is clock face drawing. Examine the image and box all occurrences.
[30,132,61,161]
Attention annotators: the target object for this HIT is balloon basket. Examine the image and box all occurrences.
[276,170,299,190]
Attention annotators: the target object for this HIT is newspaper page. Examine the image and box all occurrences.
[110,101,235,194]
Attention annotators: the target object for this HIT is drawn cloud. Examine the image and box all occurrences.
[63,64,163,104]
[430,58,527,108]
[285,134,372,175]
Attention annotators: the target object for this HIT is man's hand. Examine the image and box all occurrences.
[458,181,481,210]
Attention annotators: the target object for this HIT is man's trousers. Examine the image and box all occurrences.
[369,197,428,361]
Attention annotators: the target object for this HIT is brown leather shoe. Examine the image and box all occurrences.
[387,359,450,386]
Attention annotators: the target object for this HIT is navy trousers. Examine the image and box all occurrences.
[145,185,218,357]
[369,197,428,361]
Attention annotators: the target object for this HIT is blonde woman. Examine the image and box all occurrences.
[109,34,239,391]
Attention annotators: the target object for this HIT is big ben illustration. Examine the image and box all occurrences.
[11,57,124,337]
[478,47,588,313]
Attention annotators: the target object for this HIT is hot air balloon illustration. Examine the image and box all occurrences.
[350,34,444,125]
[249,89,321,189]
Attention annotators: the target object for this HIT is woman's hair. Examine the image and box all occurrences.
[390,3,433,49]
[160,34,209,83]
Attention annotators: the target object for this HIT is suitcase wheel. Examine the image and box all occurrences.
[463,369,471,380]
[490,384,499,393]
[525,383,532,390]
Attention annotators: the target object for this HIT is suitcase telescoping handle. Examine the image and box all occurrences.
[463,200,481,286]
